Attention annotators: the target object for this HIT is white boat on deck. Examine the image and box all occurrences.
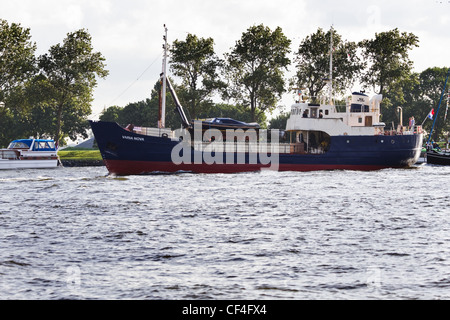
[0,139,59,170]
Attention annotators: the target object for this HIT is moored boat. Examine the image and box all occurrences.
[425,68,450,166]
[0,139,59,170]
[426,149,450,165]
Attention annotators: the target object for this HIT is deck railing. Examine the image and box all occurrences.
[132,126,174,138]
[0,150,20,160]
[190,142,327,155]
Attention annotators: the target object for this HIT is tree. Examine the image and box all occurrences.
[37,29,108,146]
[293,27,363,102]
[387,67,450,140]
[387,71,419,128]
[360,28,419,111]
[99,105,122,123]
[268,112,290,130]
[417,68,450,140]
[0,19,37,146]
[170,33,224,120]
[224,24,291,122]
[0,19,36,104]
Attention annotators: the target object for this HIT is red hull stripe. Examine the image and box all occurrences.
[104,160,390,175]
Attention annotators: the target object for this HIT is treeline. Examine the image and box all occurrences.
[1,20,448,148]
[0,19,107,147]
[100,79,267,130]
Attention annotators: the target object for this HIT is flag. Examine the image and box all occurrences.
[427,109,435,120]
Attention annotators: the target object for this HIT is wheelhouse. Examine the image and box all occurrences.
[8,139,57,151]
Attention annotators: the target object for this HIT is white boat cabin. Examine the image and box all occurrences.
[286,92,385,137]
[0,139,59,169]
[283,92,423,155]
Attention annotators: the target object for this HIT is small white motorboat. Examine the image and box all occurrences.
[0,139,59,170]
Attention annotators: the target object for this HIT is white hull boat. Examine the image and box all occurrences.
[0,139,59,170]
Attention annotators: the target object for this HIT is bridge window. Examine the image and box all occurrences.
[351,104,370,113]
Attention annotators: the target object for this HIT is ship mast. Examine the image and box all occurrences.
[328,25,333,105]
[159,24,168,128]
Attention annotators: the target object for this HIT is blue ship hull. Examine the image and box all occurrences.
[90,121,423,175]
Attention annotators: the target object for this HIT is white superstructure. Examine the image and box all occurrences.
[286,92,388,136]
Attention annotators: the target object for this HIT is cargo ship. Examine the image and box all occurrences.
[89,27,423,175]
[90,89,423,175]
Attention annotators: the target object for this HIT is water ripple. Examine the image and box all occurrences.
[1,165,449,299]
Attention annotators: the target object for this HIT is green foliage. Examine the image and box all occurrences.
[36,29,108,146]
[0,20,37,102]
[1,27,109,147]
[58,149,102,160]
[360,28,419,109]
[0,20,37,146]
[392,67,450,140]
[293,27,364,102]
[100,80,184,129]
[170,33,224,119]
[0,108,19,148]
[100,98,265,130]
[223,24,291,122]
[99,105,122,123]
[268,112,290,130]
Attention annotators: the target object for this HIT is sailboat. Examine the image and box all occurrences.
[426,68,450,166]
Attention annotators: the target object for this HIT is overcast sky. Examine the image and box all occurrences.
[2,0,449,119]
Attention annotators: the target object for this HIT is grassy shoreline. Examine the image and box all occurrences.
[58,148,102,161]
[58,148,104,166]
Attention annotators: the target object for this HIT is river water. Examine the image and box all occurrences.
[0,163,449,300]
